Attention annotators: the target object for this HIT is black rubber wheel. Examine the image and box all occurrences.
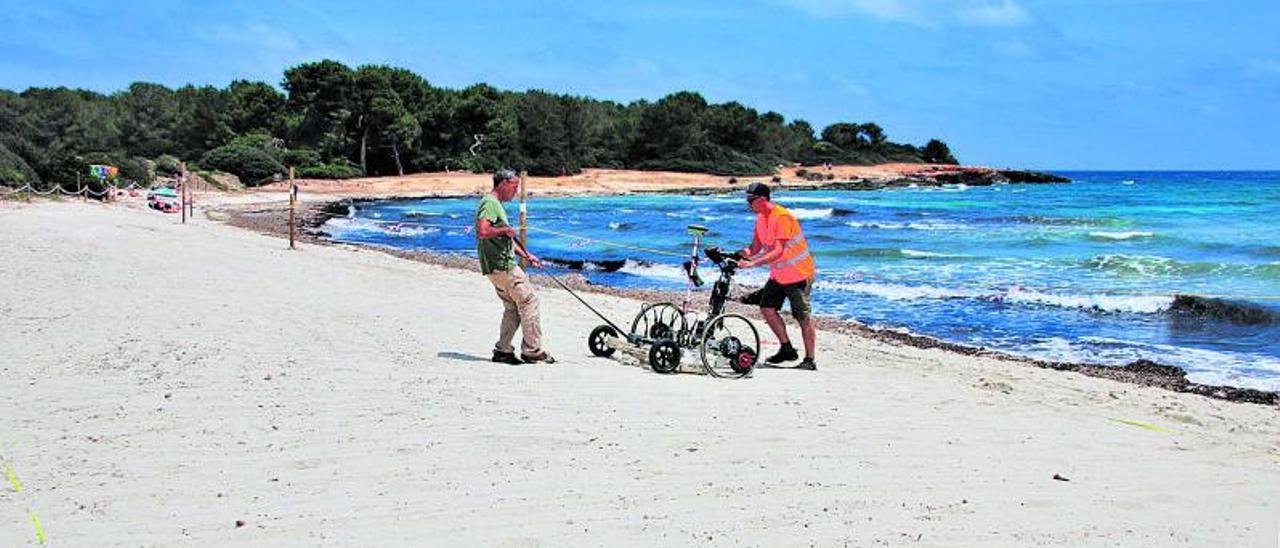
[588,325,619,357]
[648,339,682,374]
[732,347,757,375]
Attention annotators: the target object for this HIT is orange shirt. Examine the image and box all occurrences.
[753,204,816,284]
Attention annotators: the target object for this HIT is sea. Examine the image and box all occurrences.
[322,171,1280,390]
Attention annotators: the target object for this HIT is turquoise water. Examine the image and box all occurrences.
[324,172,1280,390]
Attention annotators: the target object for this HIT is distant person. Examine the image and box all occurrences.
[737,182,818,370]
[474,169,555,365]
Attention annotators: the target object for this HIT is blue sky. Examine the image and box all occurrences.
[1,0,1277,169]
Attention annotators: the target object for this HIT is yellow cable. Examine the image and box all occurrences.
[30,513,45,545]
[5,462,22,493]
[4,457,47,544]
[526,225,689,258]
[1108,417,1173,433]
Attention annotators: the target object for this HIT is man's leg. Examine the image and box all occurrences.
[487,271,521,355]
[506,267,549,361]
[760,307,790,345]
[759,280,799,364]
[787,277,817,370]
[798,317,816,359]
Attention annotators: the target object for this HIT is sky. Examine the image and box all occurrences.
[1,0,1277,170]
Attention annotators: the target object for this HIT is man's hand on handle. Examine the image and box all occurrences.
[510,232,541,269]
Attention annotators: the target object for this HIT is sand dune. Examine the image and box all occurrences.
[1,201,1277,547]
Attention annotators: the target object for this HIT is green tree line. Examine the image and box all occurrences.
[0,59,958,190]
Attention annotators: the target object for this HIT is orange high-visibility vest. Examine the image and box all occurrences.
[754,204,816,284]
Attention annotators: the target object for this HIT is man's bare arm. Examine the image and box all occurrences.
[476,218,516,240]
[742,241,783,269]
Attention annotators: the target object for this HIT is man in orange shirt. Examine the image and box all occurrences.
[738,182,818,370]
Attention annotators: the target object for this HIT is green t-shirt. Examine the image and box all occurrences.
[475,194,517,274]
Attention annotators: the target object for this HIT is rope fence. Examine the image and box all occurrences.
[1,182,144,198]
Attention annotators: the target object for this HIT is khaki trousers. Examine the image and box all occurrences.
[485,266,543,355]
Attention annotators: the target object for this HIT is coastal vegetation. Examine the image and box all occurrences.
[0,59,957,189]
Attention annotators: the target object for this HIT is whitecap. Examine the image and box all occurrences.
[901,249,962,258]
[1002,287,1172,314]
[790,207,834,220]
[1088,231,1155,241]
[845,221,972,231]
[781,196,837,204]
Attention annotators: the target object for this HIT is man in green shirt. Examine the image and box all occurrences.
[475,169,555,365]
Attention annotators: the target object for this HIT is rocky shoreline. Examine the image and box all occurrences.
[626,166,1069,196]
[215,200,1277,407]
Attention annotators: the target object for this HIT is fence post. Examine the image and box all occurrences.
[289,167,297,250]
[180,162,187,224]
[519,171,528,268]
[186,171,195,218]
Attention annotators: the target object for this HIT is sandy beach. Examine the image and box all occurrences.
[2,199,1278,547]
[249,164,1033,201]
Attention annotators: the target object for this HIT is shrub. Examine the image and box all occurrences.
[522,158,582,177]
[795,168,808,177]
[201,145,286,186]
[155,154,182,176]
[119,158,153,185]
[228,132,283,153]
[298,162,363,179]
[280,149,321,169]
[0,143,39,187]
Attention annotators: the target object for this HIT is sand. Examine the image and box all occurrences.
[1,200,1278,547]
[249,164,970,201]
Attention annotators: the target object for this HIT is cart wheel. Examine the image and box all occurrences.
[699,313,760,379]
[588,325,619,358]
[648,339,682,374]
[630,302,687,345]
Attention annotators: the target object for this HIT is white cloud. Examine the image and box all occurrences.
[956,0,1030,27]
[776,0,1033,27]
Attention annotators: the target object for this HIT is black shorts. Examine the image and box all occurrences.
[759,277,814,321]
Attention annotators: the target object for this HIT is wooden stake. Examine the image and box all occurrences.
[288,167,297,250]
[519,171,528,268]
[180,162,187,224]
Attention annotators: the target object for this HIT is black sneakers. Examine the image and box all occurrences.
[493,350,557,364]
[766,343,799,364]
[491,350,522,365]
[521,351,557,364]
[796,358,817,371]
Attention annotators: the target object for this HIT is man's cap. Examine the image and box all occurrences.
[745,182,771,199]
